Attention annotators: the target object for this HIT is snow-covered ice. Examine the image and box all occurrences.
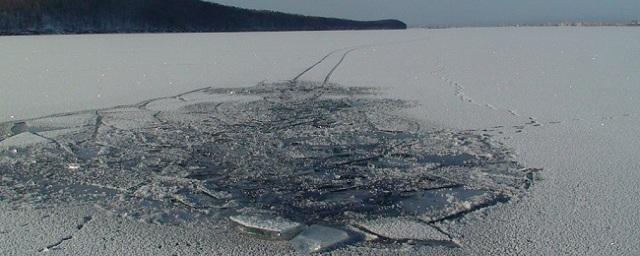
[1,27,639,255]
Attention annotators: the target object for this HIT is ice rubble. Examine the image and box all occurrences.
[0,81,537,252]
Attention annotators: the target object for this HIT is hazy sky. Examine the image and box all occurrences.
[212,0,639,27]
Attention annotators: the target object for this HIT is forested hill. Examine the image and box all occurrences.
[0,0,407,35]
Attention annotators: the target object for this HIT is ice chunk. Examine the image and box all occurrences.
[355,217,450,242]
[397,187,497,222]
[290,225,352,253]
[197,185,233,200]
[37,127,85,140]
[67,163,81,171]
[0,132,50,148]
[100,108,159,130]
[172,189,221,209]
[27,113,97,131]
[229,211,304,240]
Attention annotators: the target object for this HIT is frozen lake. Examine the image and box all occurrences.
[1,27,639,255]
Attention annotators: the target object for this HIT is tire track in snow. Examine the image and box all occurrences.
[318,37,436,86]
[291,48,346,83]
[4,36,434,129]
[323,48,357,86]
[293,35,435,86]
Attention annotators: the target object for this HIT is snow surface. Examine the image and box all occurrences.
[329,26,640,256]
[1,27,639,255]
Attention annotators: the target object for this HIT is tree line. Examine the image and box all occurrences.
[0,0,406,35]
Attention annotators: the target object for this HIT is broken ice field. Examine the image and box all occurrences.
[0,81,538,252]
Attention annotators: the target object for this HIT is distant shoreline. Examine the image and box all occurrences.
[0,24,408,37]
[0,0,405,36]
[0,27,408,37]
[3,24,637,37]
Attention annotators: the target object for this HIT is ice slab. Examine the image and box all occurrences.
[144,98,192,112]
[100,108,160,130]
[26,113,97,132]
[355,217,450,243]
[397,187,501,222]
[173,192,219,209]
[37,127,86,139]
[0,132,50,148]
[230,210,304,241]
[290,225,352,253]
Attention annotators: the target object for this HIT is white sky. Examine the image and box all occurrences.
[212,0,640,27]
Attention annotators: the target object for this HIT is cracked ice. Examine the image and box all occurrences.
[0,81,537,252]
